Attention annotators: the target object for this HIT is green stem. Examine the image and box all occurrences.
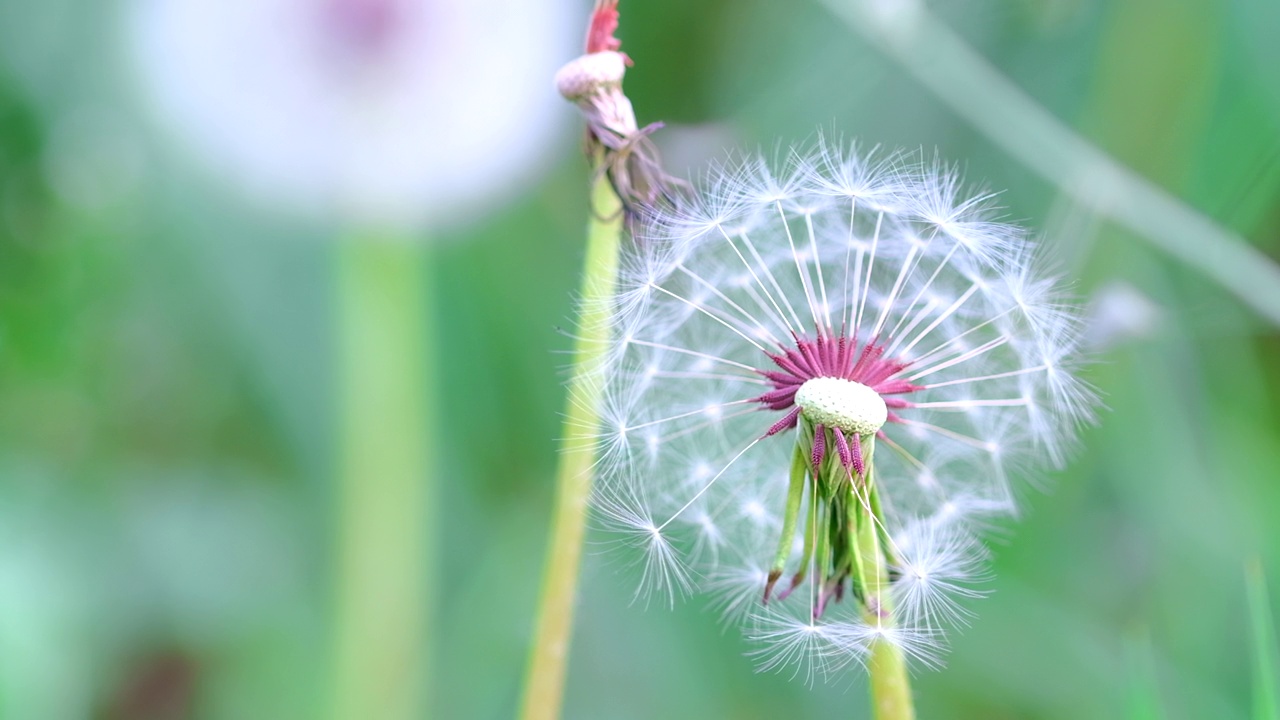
[868,637,915,720]
[520,169,624,720]
[1247,559,1280,720]
[854,440,916,720]
[333,235,432,720]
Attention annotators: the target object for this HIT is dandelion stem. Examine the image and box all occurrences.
[855,442,916,720]
[520,164,624,720]
[868,637,916,720]
[1246,559,1280,720]
[333,236,432,720]
[822,0,1280,327]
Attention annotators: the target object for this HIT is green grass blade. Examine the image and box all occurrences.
[1124,628,1165,720]
[1247,559,1280,720]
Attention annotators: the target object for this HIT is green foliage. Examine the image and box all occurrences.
[1248,561,1280,720]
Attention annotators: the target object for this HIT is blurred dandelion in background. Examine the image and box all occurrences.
[594,141,1096,686]
[126,2,576,719]
[127,0,573,227]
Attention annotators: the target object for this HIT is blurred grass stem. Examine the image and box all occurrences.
[1247,559,1279,720]
[822,0,1280,327]
[334,237,432,720]
[521,164,623,720]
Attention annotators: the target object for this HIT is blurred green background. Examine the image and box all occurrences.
[1,0,1278,718]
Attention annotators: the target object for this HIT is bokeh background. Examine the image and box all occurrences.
[1,0,1278,718]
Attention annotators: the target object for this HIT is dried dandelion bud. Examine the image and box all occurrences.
[554,1,686,215]
[555,51,638,138]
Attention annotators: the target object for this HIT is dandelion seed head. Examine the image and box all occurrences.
[592,139,1095,676]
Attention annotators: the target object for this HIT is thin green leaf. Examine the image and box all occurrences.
[1247,559,1280,720]
[1124,628,1165,720]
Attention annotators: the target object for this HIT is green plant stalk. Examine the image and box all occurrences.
[520,168,624,720]
[868,634,914,720]
[333,236,432,720]
[1247,559,1280,720]
[854,442,915,720]
[1123,628,1166,720]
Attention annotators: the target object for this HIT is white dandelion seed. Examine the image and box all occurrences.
[592,139,1096,676]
